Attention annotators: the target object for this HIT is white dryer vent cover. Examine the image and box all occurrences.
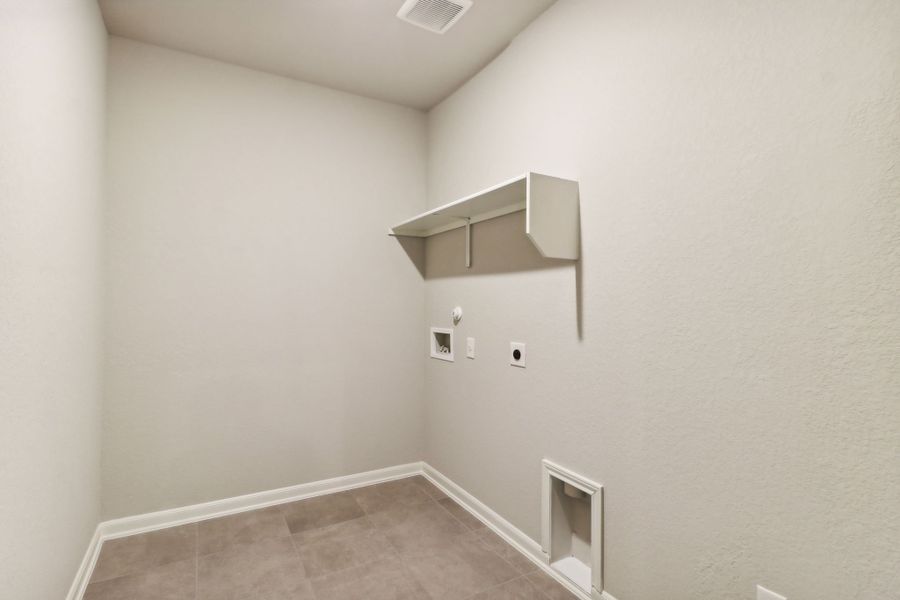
[397,0,473,34]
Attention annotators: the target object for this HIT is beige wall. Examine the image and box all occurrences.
[424,1,900,599]
[0,1,106,598]
[103,38,427,518]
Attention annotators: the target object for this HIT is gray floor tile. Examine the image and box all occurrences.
[407,475,448,500]
[474,528,539,574]
[437,497,485,531]
[83,558,195,600]
[83,481,578,600]
[351,478,434,513]
[198,506,291,556]
[403,532,520,599]
[279,490,364,534]
[368,501,470,555]
[311,556,430,600]
[526,570,580,600]
[295,519,394,577]
[197,536,311,600]
[292,515,374,545]
[469,576,550,600]
[91,524,197,583]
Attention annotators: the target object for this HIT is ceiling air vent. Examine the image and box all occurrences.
[397,0,473,34]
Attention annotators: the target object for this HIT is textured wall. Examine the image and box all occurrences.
[0,1,106,598]
[424,1,900,598]
[103,38,427,518]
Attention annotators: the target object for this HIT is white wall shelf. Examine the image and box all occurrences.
[390,172,579,266]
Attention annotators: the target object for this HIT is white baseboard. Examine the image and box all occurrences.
[65,525,102,600]
[69,461,618,600]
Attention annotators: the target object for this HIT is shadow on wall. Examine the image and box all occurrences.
[426,211,570,278]
[394,211,584,338]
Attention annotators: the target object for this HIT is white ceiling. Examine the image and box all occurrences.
[99,0,556,110]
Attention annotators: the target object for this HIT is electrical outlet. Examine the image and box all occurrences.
[757,586,786,600]
[466,337,475,359]
[510,342,526,367]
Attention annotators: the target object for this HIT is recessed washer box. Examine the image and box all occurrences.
[430,327,454,362]
[541,459,603,598]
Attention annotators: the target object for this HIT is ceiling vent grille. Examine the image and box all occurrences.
[397,0,473,34]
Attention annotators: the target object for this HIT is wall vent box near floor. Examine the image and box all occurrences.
[541,459,603,598]
[430,327,454,361]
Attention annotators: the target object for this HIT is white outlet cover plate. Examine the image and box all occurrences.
[466,337,475,359]
[510,342,526,367]
[757,585,787,600]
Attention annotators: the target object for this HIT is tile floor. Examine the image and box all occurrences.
[84,475,578,600]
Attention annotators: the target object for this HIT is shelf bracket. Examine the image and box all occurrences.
[464,218,471,268]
